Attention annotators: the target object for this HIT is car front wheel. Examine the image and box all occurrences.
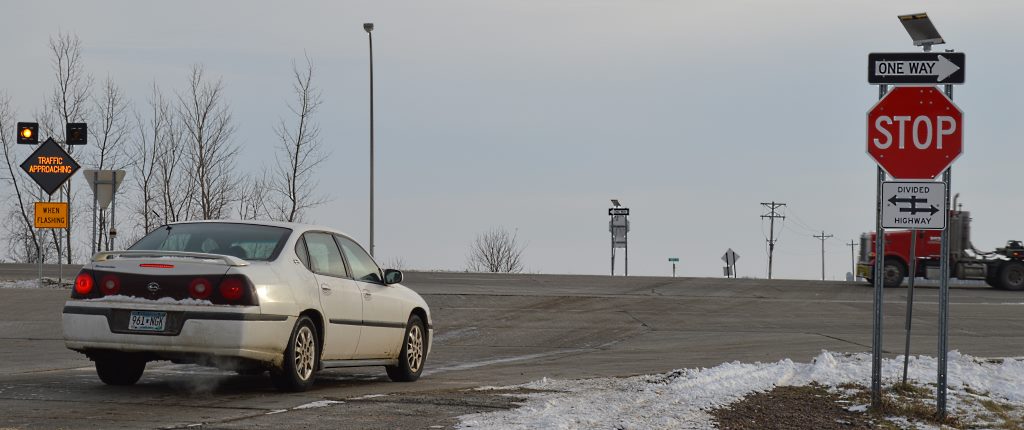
[270,316,319,392]
[386,314,426,382]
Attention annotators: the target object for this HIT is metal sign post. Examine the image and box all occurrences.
[668,257,679,277]
[871,85,888,408]
[903,229,917,385]
[866,16,963,415]
[608,205,630,276]
[721,249,739,279]
[936,78,954,419]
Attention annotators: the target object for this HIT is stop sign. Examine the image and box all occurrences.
[866,86,963,179]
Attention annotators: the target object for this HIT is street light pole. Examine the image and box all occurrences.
[364,22,375,257]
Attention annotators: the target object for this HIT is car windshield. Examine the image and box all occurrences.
[129,223,292,261]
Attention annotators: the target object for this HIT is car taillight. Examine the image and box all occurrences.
[219,277,244,301]
[99,274,121,296]
[74,272,94,296]
[189,278,213,300]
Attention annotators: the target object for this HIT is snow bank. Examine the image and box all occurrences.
[0,278,71,289]
[457,351,1024,429]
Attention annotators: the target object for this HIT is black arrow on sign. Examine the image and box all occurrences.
[899,204,940,216]
[888,195,928,206]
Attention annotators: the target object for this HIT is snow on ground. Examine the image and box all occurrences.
[0,278,70,289]
[457,351,1024,429]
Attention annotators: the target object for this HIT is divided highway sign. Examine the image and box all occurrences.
[882,181,946,230]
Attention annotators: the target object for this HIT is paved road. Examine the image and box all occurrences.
[1,271,1022,429]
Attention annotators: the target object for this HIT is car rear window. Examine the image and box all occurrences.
[129,223,292,261]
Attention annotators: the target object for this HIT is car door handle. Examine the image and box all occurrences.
[363,291,372,300]
[321,284,331,292]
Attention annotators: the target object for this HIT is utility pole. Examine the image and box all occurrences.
[847,240,857,279]
[814,230,834,281]
[760,202,786,279]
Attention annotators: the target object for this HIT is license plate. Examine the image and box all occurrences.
[128,311,167,332]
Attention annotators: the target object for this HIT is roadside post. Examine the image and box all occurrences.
[866,13,964,417]
[84,170,126,252]
[721,249,739,279]
[668,257,679,277]
[18,136,81,286]
[608,200,630,276]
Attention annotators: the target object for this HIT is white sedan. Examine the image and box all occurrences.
[62,221,432,391]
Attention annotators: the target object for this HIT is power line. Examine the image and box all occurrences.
[760,201,786,280]
[813,230,834,281]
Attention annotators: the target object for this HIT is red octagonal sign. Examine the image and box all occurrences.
[867,86,963,179]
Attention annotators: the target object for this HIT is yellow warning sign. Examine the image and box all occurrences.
[34,202,69,229]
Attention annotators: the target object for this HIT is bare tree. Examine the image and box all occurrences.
[87,76,132,252]
[268,56,328,222]
[177,65,238,220]
[0,92,45,263]
[382,256,408,271]
[236,174,269,220]
[39,31,93,263]
[155,96,193,224]
[129,82,185,236]
[466,227,526,273]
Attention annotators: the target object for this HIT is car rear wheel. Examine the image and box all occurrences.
[270,316,319,392]
[386,314,426,382]
[95,353,146,386]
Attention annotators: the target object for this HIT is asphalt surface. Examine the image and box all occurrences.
[1,270,1023,429]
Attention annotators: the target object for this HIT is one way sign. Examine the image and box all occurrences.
[868,52,965,85]
[882,181,946,230]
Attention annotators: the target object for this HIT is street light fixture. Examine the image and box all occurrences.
[364,22,375,257]
[898,13,944,51]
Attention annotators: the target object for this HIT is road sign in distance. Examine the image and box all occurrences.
[868,52,964,85]
[20,138,81,195]
[721,248,740,264]
[608,208,630,216]
[668,257,679,262]
[83,169,126,210]
[16,122,38,144]
[882,181,946,230]
[867,86,963,179]
[34,202,69,229]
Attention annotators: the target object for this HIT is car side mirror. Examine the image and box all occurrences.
[384,269,404,285]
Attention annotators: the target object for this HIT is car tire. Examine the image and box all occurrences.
[999,261,1024,291]
[95,353,146,386]
[270,316,319,392]
[386,314,426,382]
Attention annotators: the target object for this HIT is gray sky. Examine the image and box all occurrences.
[2,1,1021,279]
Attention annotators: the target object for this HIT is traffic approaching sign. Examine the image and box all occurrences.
[867,86,962,179]
[20,138,80,195]
[868,52,965,85]
[881,181,946,230]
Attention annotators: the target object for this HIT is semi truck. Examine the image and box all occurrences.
[856,196,1024,290]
